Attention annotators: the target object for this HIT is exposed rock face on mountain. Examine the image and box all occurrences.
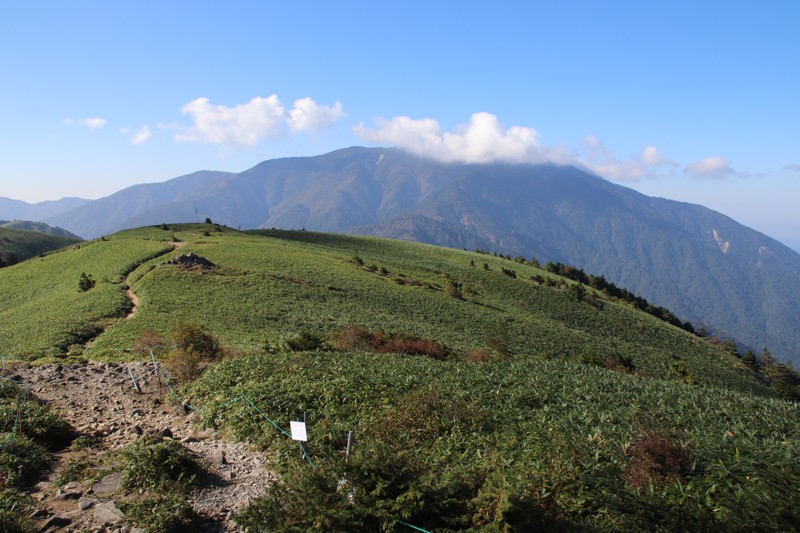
[4,147,800,361]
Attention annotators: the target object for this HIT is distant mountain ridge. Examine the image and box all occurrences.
[0,197,91,221]
[0,220,82,239]
[2,146,799,362]
[0,224,82,266]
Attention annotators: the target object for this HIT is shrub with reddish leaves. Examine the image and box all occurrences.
[331,325,448,360]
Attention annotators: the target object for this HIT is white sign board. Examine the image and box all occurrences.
[290,421,307,442]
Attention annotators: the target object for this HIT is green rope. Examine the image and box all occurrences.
[299,441,314,466]
[0,406,22,449]
[240,394,291,438]
[239,394,313,465]
[216,396,242,409]
[397,520,432,533]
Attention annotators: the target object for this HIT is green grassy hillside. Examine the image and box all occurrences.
[0,226,82,267]
[0,223,798,530]
[188,351,800,531]
[0,223,767,394]
[0,219,81,238]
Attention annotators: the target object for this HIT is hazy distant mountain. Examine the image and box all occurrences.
[6,147,800,362]
[0,196,91,221]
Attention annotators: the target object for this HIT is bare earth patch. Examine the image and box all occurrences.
[11,362,273,532]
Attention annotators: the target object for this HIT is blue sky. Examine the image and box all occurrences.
[2,1,799,250]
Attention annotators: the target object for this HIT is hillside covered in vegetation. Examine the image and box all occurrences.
[0,223,798,531]
[0,225,82,267]
[35,148,800,364]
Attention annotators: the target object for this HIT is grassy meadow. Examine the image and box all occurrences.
[188,351,800,531]
[0,224,766,393]
[0,223,798,530]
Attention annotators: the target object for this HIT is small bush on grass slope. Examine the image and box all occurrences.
[165,323,222,384]
[121,435,203,492]
[119,492,196,533]
[118,435,204,532]
[330,325,448,360]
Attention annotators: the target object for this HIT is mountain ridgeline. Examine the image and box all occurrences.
[5,147,799,362]
[0,222,82,267]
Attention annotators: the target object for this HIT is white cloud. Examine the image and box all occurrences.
[685,156,735,179]
[640,146,673,167]
[131,125,152,145]
[175,95,286,147]
[175,95,344,147]
[579,136,676,182]
[120,125,153,144]
[289,97,345,131]
[63,117,107,129]
[355,113,689,182]
[785,163,800,173]
[355,112,567,165]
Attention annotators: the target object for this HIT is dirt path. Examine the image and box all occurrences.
[124,288,139,320]
[123,241,185,321]
[11,362,274,532]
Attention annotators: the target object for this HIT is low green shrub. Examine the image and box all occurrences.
[0,399,71,450]
[287,330,324,352]
[53,455,106,488]
[77,272,95,292]
[120,492,197,533]
[120,435,203,493]
[0,434,50,487]
[0,487,35,532]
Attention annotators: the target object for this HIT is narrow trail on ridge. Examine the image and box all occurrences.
[7,240,274,531]
[83,242,187,350]
[123,241,186,321]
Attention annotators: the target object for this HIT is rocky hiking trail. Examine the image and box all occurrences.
[11,361,274,532]
[6,246,275,531]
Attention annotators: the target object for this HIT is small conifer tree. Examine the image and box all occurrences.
[78,272,95,292]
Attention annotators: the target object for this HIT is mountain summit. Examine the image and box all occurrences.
[6,146,800,362]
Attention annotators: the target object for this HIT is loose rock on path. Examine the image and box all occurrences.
[10,361,275,532]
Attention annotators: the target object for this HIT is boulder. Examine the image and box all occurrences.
[93,501,125,525]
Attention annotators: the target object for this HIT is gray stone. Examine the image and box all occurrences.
[78,498,96,510]
[92,471,121,497]
[210,451,227,465]
[93,501,125,525]
[56,488,82,500]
